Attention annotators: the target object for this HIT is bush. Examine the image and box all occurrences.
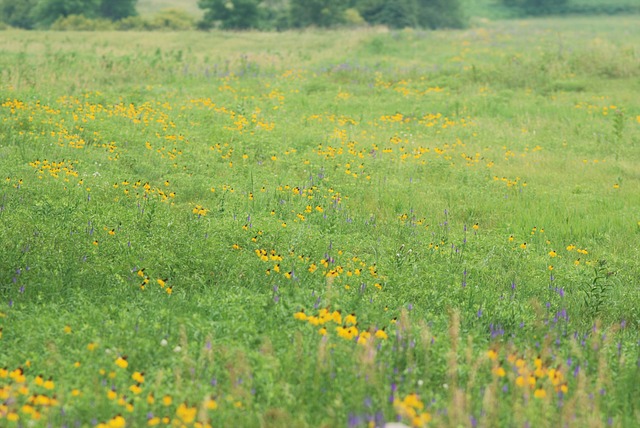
[0,0,38,29]
[115,16,150,31]
[198,0,262,30]
[148,8,195,31]
[289,0,347,28]
[344,8,366,27]
[50,14,115,31]
[356,0,466,29]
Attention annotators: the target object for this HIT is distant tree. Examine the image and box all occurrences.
[32,0,100,27]
[2,0,137,28]
[99,0,138,21]
[0,0,38,28]
[356,0,465,29]
[198,0,262,29]
[500,0,569,16]
[356,0,417,29]
[416,0,465,29]
[289,0,348,28]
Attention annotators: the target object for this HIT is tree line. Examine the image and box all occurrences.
[1,0,638,31]
[0,0,466,30]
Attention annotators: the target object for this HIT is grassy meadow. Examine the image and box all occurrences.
[1,16,640,427]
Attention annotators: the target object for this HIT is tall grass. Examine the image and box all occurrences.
[0,16,639,428]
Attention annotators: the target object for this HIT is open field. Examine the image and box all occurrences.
[1,16,640,427]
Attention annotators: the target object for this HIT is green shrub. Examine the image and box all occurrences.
[0,0,38,29]
[50,14,115,31]
[115,15,150,31]
[148,8,196,31]
[344,8,366,27]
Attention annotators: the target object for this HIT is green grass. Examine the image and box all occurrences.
[0,16,640,428]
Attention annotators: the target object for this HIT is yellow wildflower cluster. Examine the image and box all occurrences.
[294,309,389,345]
[487,350,568,398]
[394,393,432,427]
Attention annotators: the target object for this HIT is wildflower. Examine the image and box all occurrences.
[132,372,145,383]
[492,366,506,377]
[357,331,371,345]
[375,328,388,340]
[533,388,547,399]
[345,313,357,325]
[162,395,172,406]
[176,403,197,424]
[129,383,142,394]
[115,356,128,369]
[548,250,557,258]
[293,310,307,321]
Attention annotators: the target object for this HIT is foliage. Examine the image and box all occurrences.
[0,0,137,29]
[357,0,418,29]
[415,0,465,29]
[500,0,569,15]
[50,14,115,30]
[0,0,38,29]
[498,0,640,16]
[289,0,347,28]
[198,0,262,29]
[0,17,640,427]
[148,8,195,30]
[348,0,468,29]
[98,0,138,20]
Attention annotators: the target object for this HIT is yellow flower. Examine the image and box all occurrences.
[129,383,142,394]
[344,313,357,325]
[548,250,557,257]
[176,402,197,424]
[533,388,547,398]
[487,349,498,361]
[132,371,145,383]
[115,356,128,369]
[375,329,388,340]
[205,396,218,410]
[108,415,126,428]
[492,366,506,377]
